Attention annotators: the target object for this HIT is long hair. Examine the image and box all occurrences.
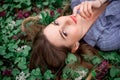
[30,31,71,73]
[21,16,71,74]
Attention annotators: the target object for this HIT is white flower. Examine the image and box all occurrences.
[8,21,16,27]
[11,21,16,25]
[75,70,87,80]
[16,72,30,80]
[16,47,22,52]
[16,45,28,52]
[21,45,27,49]
[38,14,42,19]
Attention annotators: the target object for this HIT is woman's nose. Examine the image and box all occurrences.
[63,19,72,26]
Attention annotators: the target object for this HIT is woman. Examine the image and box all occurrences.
[21,0,120,79]
[22,16,97,79]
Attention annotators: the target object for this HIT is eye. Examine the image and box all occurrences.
[53,21,59,25]
[62,30,67,37]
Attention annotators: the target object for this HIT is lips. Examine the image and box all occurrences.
[70,16,77,24]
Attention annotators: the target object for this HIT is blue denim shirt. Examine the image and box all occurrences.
[71,0,120,51]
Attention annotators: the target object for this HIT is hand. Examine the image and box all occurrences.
[73,0,102,20]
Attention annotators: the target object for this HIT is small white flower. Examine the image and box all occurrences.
[75,70,87,80]
[11,21,16,25]
[38,14,42,19]
[16,47,22,52]
[21,45,27,49]
[8,23,12,26]
[16,45,28,52]
[16,72,30,80]
[8,21,16,27]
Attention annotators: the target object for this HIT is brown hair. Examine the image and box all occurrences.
[30,31,71,73]
[21,16,98,79]
[21,16,71,74]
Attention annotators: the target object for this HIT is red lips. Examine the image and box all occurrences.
[70,16,77,24]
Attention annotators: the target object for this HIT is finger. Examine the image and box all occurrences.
[83,1,91,18]
[80,2,87,19]
[87,2,93,16]
[73,5,80,16]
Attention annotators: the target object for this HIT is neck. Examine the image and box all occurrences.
[80,2,109,38]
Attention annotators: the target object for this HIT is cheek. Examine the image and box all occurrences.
[71,28,79,36]
[68,29,80,41]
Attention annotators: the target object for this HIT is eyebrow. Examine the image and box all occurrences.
[59,30,65,40]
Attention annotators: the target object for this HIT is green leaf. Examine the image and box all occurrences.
[12,68,20,76]
[54,13,60,19]
[6,16,12,23]
[14,57,21,64]
[20,57,26,64]
[91,70,96,79]
[110,66,120,78]
[92,56,102,65]
[13,29,20,34]
[4,53,14,59]
[14,3,22,8]
[99,51,120,64]
[2,77,11,80]
[43,70,55,80]
[8,43,18,51]
[22,46,31,57]
[28,76,36,80]
[65,53,77,64]
[50,0,56,3]
[2,4,9,10]
[42,2,49,6]
[31,68,41,76]
[26,6,32,11]
[0,66,6,71]
[18,62,27,70]
[17,57,27,69]
[62,73,68,79]
[13,0,21,3]
[2,37,9,43]
[25,0,31,6]
[16,20,23,26]
[36,4,42,8]
[0,7,4,11]
[114,78,120,80]
[0,46,6,56]
[71,71,80,79]
[0,61,3,66]
[62,68,71,79]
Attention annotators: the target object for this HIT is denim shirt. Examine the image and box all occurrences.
[71,0,120,51]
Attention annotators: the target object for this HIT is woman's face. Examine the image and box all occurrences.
[43,15,83,48]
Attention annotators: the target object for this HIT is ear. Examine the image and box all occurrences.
[71,42,80,53]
